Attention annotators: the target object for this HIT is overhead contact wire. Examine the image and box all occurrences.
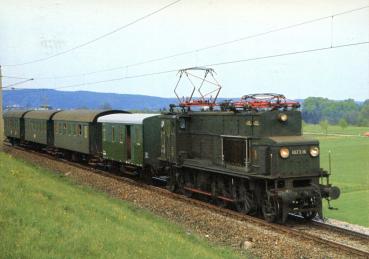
[2,0,182,67]
[25,4,369,80]
[31,40,367,91]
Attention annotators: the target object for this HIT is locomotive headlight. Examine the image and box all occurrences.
[309,146,320,157]
[279,147,290,159]
[278,113,288,122]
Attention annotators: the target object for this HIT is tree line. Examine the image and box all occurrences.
[302,97,369,127]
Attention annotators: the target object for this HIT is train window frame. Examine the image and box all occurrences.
[83,125,88,139]
[221,135,250,168]
[77,124,82,136]
[112,126,115,142]
[119,126,124,144]
[72,124,76,136]
[102,126,106,141]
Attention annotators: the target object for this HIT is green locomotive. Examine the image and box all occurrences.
[161,107,340,222]
[159,68,340,222]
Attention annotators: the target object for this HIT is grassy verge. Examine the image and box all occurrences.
[303,127,369,226]
[0,152,241,259]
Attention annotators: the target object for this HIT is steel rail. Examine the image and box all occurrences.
[311,219,369,240]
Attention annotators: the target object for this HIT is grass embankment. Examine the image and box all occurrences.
[0,153,240,259]
[303,125,369,227]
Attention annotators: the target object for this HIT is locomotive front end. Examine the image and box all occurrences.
[261,136,340,222]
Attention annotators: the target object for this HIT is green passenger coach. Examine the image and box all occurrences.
[3,110,31,142]
[24,110,62,145]
[97,114,161,167]
[52,110,126,155]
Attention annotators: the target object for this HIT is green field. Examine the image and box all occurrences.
[303,125,369,227]
[303,123,369,136]
[0,152,241,259]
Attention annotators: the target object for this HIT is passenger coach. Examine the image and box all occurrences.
[52,109,126,157]
[97,113,161,168]
[3,110,31,144]
[24,110,61,146]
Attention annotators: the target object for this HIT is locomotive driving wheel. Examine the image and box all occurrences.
[236,195,256,215]
[261,196,280,223]
[234,184,256,215]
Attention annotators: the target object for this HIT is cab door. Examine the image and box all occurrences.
[160,118,176,162]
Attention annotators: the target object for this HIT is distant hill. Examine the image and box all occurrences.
[3,89,365,112]
[3,89,178,111]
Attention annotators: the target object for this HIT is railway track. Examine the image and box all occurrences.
[4,144,369,258]
[311,219,369,240]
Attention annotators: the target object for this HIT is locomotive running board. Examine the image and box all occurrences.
[183,187,235,202]
[182,160,254,179]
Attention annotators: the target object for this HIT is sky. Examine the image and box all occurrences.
[0,0,368,100]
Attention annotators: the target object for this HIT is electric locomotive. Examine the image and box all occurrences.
[161,68,340,222]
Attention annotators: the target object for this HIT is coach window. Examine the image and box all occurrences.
[84,125,88,139]
[112,126,115,142]
[119,127,123,144]
[102,127,106,141]
[77,124,82,136]
[63,123,67,135]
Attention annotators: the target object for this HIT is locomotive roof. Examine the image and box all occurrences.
[97,113,160,124]
[3,109,32,118]
[53,109,128,122]
[24,110,62,120]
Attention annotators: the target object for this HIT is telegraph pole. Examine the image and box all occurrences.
[0,65,3,151]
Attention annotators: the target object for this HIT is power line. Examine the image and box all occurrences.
[2,0,182,67]
[25,4,369,80]
[24,40,366,91]
[0,75,32,80]
[3,78,34,89]
[205,41,369,67]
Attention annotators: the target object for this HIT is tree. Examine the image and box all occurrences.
[319,119,329,135]
[358,100,369,126]
[338,118,348,130]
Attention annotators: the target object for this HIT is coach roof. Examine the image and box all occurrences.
[3,110,32,118]
[52,109,128,123]
[24,110,62,120]
[97,113,160,124]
